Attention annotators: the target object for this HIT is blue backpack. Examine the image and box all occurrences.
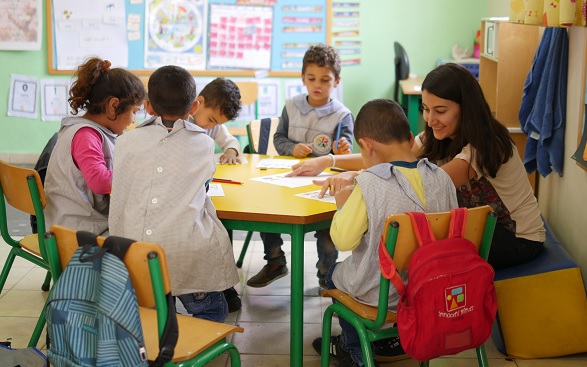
[46,232,177,367]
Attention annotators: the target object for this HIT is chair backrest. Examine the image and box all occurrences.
[46,225,172,309]
[393,41,410,102]
[247,117,280,156]
[234,81,259,119]
[0,160,47,244]
[385,205,494,271]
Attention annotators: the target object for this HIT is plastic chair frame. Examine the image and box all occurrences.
[44,225,243,367]
[0,160,51,347]
[320,206,497,367]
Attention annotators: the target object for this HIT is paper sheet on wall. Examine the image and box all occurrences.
[41,79,69,121]
[52,0,128,69]
[295,189,336,204]
[257,78,281,118]
[7,74,39,119]
[0,0,42,50]
[251,172,333,188]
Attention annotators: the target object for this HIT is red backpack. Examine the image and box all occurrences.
[379,208,497,361]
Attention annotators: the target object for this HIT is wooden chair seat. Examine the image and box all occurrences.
[322,289,397,323]
[140,307,244,363]
[19,234,42,257]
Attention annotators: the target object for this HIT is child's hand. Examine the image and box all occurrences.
[334,185,354,209]
[219,149,239,164]
[333,137,351,155]
[313,171,358,198]
[292,143,312,158]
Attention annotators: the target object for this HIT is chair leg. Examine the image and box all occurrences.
[183,340,241,367]
[419,361,430,367]
[28,307,46,348]
[476,345,490,367]
[321,305,335,367]
[236,231,253,268]
[0,250,17,294]
[41,271,51,291]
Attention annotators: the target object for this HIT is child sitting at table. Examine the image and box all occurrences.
[193,78,243,164]
[109,65,241,322]
[311,99,458,366]
[247,44,355,289]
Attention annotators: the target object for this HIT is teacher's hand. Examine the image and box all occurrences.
[287,155,331,177]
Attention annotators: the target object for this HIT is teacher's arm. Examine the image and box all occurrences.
[288,153,365,177]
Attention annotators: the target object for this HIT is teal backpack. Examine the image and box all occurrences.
[46,232,177,367]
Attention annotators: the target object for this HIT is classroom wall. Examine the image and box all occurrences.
[538,26,587,289]
[0,0,487,159]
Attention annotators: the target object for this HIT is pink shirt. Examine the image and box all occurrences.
[71,127,112,195]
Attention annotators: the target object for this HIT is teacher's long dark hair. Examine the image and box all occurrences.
[419,63,513,178]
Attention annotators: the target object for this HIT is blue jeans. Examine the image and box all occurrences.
[261,228,338,276]
[325,263,365,366]
[176,291,228,322]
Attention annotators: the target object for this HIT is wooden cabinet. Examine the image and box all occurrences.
[479,18,541,192]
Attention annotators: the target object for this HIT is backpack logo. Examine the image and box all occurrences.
[445,284,466,311]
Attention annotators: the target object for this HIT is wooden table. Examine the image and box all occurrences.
[212,154,337,367]
[399,76,425,135]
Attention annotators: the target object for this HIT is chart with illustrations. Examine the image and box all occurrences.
[145,0,206,69]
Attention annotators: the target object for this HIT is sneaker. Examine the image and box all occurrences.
[372,336,409,362]
[223,287,241,313]
[246,264,288,288]
[312,335,379,367]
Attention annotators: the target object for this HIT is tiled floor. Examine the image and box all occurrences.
[2,224,587,366]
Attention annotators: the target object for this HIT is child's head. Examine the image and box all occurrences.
[192,78,242,129]
[301,44,341,107]
[147,65,198,120]
[69,57,146,133]
[354,99,412,164]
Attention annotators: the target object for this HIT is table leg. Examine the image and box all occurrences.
[290,225,305,367]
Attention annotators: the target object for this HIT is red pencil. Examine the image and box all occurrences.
[212,178,244,185]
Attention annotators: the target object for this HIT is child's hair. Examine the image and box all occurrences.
[199,78,242,121]
[69,57,146,117]
[302,44,342,79]
[421,63,513,178]
[354,99,411,145]
[147,65,197,117]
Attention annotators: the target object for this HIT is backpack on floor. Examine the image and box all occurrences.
[381,208,497,361]
[46,232,178,367]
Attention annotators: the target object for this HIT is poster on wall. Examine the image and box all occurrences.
[0,0,42,50]
[52,0,128,69]
[207,3,273,70]
[7,74,39,119]
[144,0,207,69]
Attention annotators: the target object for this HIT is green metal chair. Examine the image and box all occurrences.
[235,117,280,268]
[0,159,51,347]
[45,225,244,367]
[319,205,497,367]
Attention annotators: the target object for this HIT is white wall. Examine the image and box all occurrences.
[538,26,587,288]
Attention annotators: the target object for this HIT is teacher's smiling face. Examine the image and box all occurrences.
[421,90,461,141]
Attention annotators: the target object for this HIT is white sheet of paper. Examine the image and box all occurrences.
[41,79,69,121]
[8,74,39,119]
[215,153,248,164]
[295,190,336,204]
[207,184,225,197]
[255,158,300,169]
[251,172,333,188]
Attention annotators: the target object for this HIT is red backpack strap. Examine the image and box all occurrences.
[378,236,406,295]
[406,212,436,247]
[448,208,468,238]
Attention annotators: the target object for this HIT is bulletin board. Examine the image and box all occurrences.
[46,0,332,77]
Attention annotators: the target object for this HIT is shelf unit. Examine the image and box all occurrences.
[479,18,542,191]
